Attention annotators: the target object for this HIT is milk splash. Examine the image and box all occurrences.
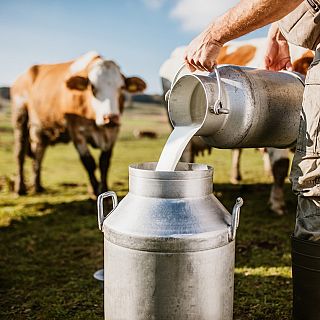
[155,125,200,171]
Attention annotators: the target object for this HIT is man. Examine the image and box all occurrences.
[184,1,320,319]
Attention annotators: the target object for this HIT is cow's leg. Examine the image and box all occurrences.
[32,142,47,193]
[13,108,28,195]
[74,140,100,196]
[79,148,99,196]
[99,148,113,193]
[67,122,100,196]
[267,148,290,215]
[230,149,242,184]
[261,148,272,176]
[29,126,47,193]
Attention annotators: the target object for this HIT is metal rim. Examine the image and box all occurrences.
[168,73,209,130]
[129,162,213,180]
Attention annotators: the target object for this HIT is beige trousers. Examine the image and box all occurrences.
[290,49,320,241]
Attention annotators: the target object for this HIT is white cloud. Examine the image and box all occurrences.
[170,0,239,32]
[142,0,166,10]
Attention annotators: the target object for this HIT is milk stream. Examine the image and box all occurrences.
[156,125,200,171]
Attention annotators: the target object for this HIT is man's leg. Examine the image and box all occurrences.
[290,55,320,320]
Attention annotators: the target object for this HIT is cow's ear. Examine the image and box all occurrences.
[123,76,147,93]
[65,76,89,91]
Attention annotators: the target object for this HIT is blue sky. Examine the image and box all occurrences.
[0,0,268,93]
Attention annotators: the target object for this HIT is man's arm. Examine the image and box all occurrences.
[185,0,303,72]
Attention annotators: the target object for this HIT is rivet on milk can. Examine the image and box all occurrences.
[97,162,243,320]
[167,65,305,149]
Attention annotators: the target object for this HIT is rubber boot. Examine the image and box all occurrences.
[292,236,320,320]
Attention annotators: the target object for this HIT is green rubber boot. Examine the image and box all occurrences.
[292,236,320,320]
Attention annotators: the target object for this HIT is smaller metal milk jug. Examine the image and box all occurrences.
[97,162,243,320]
[167,65,305,149]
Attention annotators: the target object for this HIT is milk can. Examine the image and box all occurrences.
[97,162,243,320]
[167,65,305,148]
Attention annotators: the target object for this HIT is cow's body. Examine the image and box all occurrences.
[11,52,146,195]
[160,38,314,215]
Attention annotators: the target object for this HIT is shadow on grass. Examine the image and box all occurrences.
[0,182,296,319]
[0,198,110,319]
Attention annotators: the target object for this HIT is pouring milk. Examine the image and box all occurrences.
[155,125,200,171]
[156,69,208,171]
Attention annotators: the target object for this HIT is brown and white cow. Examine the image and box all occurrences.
[160,38,314,215]
[11,51,146,196]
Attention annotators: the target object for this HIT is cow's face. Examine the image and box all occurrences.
[88,60,124,127]
[66,52,146,127]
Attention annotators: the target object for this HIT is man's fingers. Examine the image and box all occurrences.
[184,52,198,71]
[186,62,196,72]
[189,58,201,71]
[184,50,211,72]
[264,56,272,70]
[184,55,196,72]
[184,59,196,72]
[202,61,215,73]
[285,60,293,71]
[194,59,207,72]
[200,57,215,72]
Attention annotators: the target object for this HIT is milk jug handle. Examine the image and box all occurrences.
[210,66,229,115]
[97,191,118,231]
[229,197,244,241]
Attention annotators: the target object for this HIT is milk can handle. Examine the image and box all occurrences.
[209,66,229,115]
[97,191,118,231]
[229,197,244,241]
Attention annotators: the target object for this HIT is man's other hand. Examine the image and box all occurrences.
[264,23,292,71]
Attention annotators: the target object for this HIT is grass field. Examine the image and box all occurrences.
[0,103,296,319]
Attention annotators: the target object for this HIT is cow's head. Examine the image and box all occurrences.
[66,52,146,127]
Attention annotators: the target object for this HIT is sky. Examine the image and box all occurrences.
[0,0,268,94]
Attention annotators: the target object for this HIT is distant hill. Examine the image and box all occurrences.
[132,94,163,105]
[0,87,10,111]
[0,88,165,111]
[0,88,166,105]
[0,87,10,100]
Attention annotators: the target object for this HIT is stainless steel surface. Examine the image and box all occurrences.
[168,65,305,148]
[97,191,118,231]
[104,240,235,320]
[99,162,243,320]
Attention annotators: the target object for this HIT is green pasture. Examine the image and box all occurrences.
[0,103,295,319]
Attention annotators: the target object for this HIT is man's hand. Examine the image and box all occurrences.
[184,28,223,72]
[264,23,292,71]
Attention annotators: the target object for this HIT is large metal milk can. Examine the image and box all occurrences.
[168,65,305,148]
[97,162,243,320]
